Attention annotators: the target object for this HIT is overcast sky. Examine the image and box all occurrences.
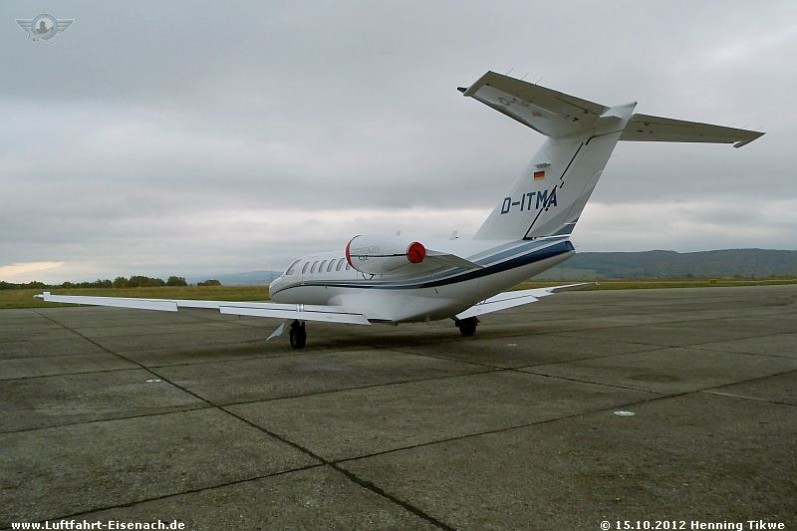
[1,1,794,283]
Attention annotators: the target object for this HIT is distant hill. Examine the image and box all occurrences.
[536,249,797,279]
[186,250,797,285]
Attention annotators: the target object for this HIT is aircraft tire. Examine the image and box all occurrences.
[457,317,478,337]
[289,321,307,349]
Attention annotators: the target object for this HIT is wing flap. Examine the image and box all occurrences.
[620,113,763,147]
[220,306,371,325]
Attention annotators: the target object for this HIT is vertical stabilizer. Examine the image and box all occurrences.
[462,71,763,241]
[473,102,636,240]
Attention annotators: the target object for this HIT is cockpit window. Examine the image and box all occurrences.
[285,260,301,275]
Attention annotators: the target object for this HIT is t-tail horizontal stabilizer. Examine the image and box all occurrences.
[620,113,764,148]
[460,71,764,146]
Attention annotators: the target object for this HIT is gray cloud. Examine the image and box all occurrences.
[1,0,794,282]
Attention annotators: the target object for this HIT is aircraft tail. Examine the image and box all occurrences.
[463,72,763,240]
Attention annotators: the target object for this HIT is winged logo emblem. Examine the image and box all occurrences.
[16,14,73,42]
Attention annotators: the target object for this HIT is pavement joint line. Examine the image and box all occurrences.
[505,368,668,394]
[525,303,797,332]
[386,346,518,370]
[396,343,673,372]
[218,367,499,408]
[329,464,457,531]
[519,365,797,398]
[511,347,672,369]
[701,390,796,407]
[0,330,278,348]
[705,366,797,389]
[0,365,143,382]
[697,367,797,407]
[687,342,797,360]
[11,462,325,529]
[555,322,795,349]
[82,345,381,370]
[0,404,213,436]
[114,343,387,371]
[29,311,455,530]
[212,406,456,530]
[1,336,81,346]
[53,326,266,341]
[335,365,797,466]
[135,344,470,374]
[120,349,312,369]
[334,391,668,466]
[512,341,797,374]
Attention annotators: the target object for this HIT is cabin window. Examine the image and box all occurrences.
[327,260,335,272]
[336,258,346,271]
[345,262,352,271]
[285,260,300,275]
[311,261,319,273]
[301,262,310,274]
[319,260,327,273]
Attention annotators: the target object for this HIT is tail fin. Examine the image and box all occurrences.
[463,71,763,240]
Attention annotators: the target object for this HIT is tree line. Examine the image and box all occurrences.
[0,276,222,290]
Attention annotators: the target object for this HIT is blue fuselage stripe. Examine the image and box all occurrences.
[270,240,574,295]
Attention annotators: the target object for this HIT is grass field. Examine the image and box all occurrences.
[2,279,795,310]
[514,278,797,291]
[0,286,269,310]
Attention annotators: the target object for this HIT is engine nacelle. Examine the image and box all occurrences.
[345,235,426,275]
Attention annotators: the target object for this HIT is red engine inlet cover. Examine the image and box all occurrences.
[345,236,357,267]
[407,241,426,264]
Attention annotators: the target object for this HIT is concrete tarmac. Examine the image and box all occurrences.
[1,285,795,530]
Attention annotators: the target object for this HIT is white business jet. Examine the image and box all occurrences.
[37,71,763,348]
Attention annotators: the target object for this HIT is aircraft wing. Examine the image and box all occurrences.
[35,292,371,325]
[455,283,589,320]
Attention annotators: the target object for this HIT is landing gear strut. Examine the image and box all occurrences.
[455,316,479,337]
[289,320,307,349]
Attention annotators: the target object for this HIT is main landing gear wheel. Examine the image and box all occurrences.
[456,317,479,337]
[289,320,307,349]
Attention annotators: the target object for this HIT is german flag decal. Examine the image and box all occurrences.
[533,170,546,180]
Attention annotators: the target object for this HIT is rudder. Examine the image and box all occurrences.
[473,102,636,240]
